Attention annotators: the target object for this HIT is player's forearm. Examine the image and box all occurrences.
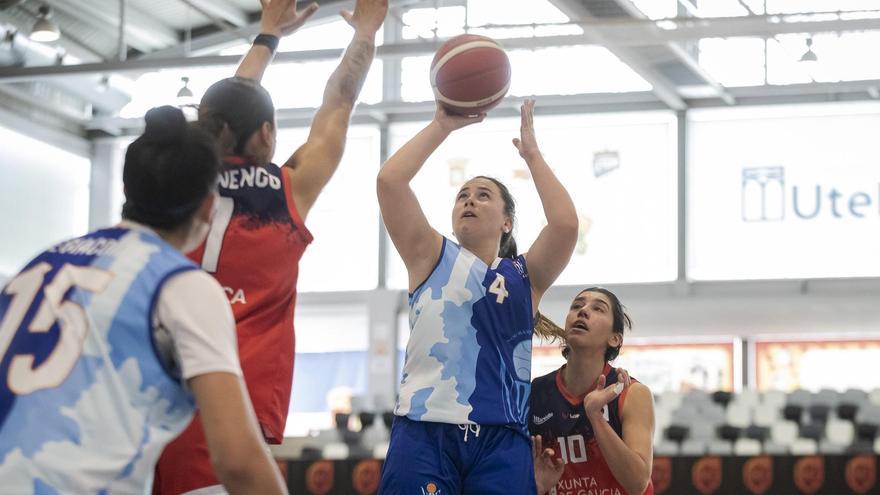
[214,453,287,495]
[588,418,651,495]
[378,121,448,186]
[321,30,377,111]
[527,153,578,231]
[235,44,275,82]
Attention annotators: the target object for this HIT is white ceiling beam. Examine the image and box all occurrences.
[43,0,178,51]
[609,0,735,105]
[138,0,429,59]
[548,0,686,110]
[180,0,249,27]
[2,13,880,82]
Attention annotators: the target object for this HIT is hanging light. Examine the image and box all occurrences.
[30,5,60,43]
[176,76,193,98]
[800,37,818,63]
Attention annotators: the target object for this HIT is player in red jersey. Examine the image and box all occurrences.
[530,288,655,495]
[154,0,388,493]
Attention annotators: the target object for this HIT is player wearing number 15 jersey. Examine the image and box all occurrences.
[530,288,654,495]
[0,106,287,494]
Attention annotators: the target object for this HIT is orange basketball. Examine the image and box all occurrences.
[430,34,511,116]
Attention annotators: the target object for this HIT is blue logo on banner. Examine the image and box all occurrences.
[741,166,879,221]
[742,166,785,222]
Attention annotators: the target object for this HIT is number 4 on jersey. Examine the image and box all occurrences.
[489,273,509,304]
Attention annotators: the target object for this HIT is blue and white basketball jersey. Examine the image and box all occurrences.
[0,226,199,494]
[396,237,533,434]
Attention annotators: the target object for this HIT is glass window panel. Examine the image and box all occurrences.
[508,47,651,95]
[628,0,679,19]
[688,102,880,280]
[766,0,880,14]
[264,59,383,107]
[119,66,233,118]
[0,126,89,276]
[698,38,766,87]
[401,6,466,40]
[466,0,571,26]
[274,125,381,292]
[766,35,814,85]
[694,0,753,17]
[120,56,382,118]
[400,46,650,101]
[755,338,880,391]
[386,111,677,289]
[400,55,433,102]
[287,306,369,436]
[769,32,880,85]
[221,19,386,55]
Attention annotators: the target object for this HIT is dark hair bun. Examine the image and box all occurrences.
[143,105,188,143]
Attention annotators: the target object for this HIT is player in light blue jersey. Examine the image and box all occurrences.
[0,106,287,495]
[377,100,578,493]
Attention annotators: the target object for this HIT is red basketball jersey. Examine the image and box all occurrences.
[529,364,654,495]
[188,157,312,443]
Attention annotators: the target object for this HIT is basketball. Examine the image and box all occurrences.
[430,34,511,116]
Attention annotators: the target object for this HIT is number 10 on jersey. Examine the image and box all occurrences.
[556,434,588,464]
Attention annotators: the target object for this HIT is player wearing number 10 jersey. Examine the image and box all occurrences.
[529,288,654,495]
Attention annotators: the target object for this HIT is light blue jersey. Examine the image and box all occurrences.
[0,226,199,494]
[396,237,533,434]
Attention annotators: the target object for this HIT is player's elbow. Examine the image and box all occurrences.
[551,214,579,248]
[622,466,652,495]
[625,478,650,495]
[209,442,270,491]
[555,207,580,232]
[377,167,403,194]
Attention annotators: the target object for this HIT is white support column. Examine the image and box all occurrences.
[89,137,125,230]
[367,289,405,413]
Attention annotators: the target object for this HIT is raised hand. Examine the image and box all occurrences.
[512,99,541,161]
[532,434,564,494]
[259,0,319,37]
[583,374,625,422]
[340,0,389,35]
[433,103,486,133]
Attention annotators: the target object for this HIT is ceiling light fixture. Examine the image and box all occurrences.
[800,37,818,63]
[30,5,59,43]
[176,76,193,98]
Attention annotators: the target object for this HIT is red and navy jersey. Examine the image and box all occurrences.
[529,364,654,495]
[188,157,312,443]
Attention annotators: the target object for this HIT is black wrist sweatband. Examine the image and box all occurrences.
[253,33,280,53]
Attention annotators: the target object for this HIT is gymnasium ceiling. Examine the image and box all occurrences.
[0,0,879,143]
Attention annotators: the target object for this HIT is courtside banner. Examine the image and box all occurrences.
[286,454,877,495]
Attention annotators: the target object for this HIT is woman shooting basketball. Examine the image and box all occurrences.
[376,99,578,493]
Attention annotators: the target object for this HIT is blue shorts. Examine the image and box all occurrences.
[379,416,536,495]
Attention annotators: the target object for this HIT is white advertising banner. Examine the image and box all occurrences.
[386,111,678,289]
[688,103,880,280]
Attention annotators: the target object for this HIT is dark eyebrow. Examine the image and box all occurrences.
[571,296,586,305]
[458,186,493,194]
[593,299,611,310]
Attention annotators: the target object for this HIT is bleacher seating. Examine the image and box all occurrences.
[291,388,880,460]
[651,388,880,456]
